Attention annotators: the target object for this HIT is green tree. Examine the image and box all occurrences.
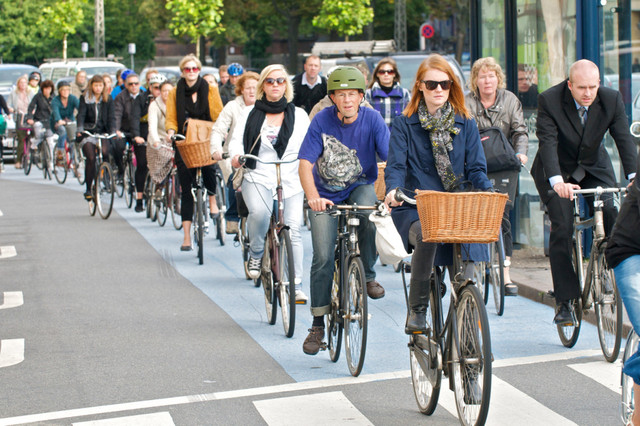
[271,0,322,74]
[312,0,374,41]
[165,0,224,60]
[38,0,88,60]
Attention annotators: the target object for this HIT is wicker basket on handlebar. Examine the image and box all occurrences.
[415,190,508,243]
[374,162,386,200]
[175,138,215,169]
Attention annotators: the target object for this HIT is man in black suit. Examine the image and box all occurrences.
[533,59,638,324]
[292,55,327,115]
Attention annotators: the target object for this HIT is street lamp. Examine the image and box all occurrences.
[81,42,89,59]
[128,43,136,70]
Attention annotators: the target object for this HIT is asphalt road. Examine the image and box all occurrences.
[0,168,627,425]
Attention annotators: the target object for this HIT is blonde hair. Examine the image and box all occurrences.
[256,64,293,102]
[403,54,469,118]
[468,57,506,93]
[15,75,28,92]
[178,54,202,72]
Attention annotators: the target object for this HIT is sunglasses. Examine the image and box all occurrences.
[265,77,286,85]
[127,81,140,86]
[183,67,200,73]
[422,80,453,91]
[377,69,395,75]
[150,85,160,90]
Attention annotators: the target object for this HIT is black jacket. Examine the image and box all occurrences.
[77,95,116,134]
[25,92,52,124]
[532,80,637,202]
[292,73,327,114]
[606,157,640,268]
[131,92,153,139]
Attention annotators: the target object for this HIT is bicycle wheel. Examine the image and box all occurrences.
[215,174,226,246]
[488,238,505,316]
[114,158,124,198]
[23,142,32,175]
[593,248,623,362]
[96,162,114,219]
[327,259,343,362]
[344,256,368,377]
[262,237,277,324]
[88,182,97,216]
[557,241,583,348]
[41,142,51,180]
[170,172,182,230]
[156,182,168,227]
[621,330,639,424]
[451,284,492,426]
[195,188,204,265]
[53,148,67,184]
[410,285,442,415]
[123,162,134,208]
[145,173,155,220]
[237,217,253,282]
[473,262,486,306]
[278,228,296,338]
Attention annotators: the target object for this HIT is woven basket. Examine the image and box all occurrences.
[374,162,386,200]
[175,138,215,169]
[415,190,508,243]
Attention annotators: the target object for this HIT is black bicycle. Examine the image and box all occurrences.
[83,131,117,219]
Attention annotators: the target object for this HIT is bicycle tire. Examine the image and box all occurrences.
[278,228,296,338]
[410,284,442,415]
[195,188,204,265]
[488,237,505,316]
[215,175,226,246]
[557,241,583,348]
[34,142,43,170]
[53,147,67,184]
[156,182,168,227]
[114,157,124,198]
[451,284,492,426]
[327,259,343,362]
[344,256,368,377]
[23,142,32,175]
[41,142,51,180]
[621,330,639,424]
[170,172,182,230]
[593,247,622,362]
[238,217,255,282]
[88,182,97,216]
[72,142,85,184]
[145,173,154,220]
[473,261,487,306]
[262,237,277,324]
[123,163,134,208]
[96,162,114,219]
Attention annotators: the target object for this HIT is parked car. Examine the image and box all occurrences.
[140,66,220,86]
[0,63,39,99]
[39,59,125,83]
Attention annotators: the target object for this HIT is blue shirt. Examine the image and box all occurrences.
[51,94,79,128]
[298,105,389,203]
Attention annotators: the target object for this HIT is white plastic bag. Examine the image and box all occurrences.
[369,205,409,265]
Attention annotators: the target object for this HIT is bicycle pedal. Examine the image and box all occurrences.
[295,300,307,305]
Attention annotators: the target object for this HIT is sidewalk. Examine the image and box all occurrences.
[510,246,632,335]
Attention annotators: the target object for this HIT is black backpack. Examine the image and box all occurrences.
[478,126,521,173]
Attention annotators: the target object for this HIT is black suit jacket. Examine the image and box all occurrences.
[532,79,637,202]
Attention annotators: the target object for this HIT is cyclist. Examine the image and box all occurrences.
[219,63,243,105]
[202,73,218,88]
[51,81,79,162]
[115,72,145,212]
[25,79,55,168]
[71,70,88,99]
[7,75,34,169]
[76,74,116,200]
[365,57,411,130]
[148,79,174,185]
[166,54,223,251]
[0,94,9,172]
[27,71,41,96]
[384,54,492,334]
[606,159,640,426]
[298,66,389,355]
[210,71,259,234]
[111,69,134,99]
[228,65,310,302]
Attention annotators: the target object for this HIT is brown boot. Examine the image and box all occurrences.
[366,280,385,299]
[302,326,326,355]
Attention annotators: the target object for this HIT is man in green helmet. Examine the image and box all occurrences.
[297,66,390,355]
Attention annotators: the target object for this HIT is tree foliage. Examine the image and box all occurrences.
[165,0,224,57]
[38,0,87,59]
[312,0,374,40]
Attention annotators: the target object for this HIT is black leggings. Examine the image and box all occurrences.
[175,150,217,221]
[408,221,438,309]
[133,143,147,193]
[83,141,109,192]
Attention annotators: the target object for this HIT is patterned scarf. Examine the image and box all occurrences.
[418,100,460,191]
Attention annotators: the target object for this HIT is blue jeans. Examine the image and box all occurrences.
[241,180,304,286]
[615,255,640,385]
[308,184,378,316]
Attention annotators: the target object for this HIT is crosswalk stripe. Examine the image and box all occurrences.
[0,246,17,259]
[254,391,373,425]
[72,411,175,425]
[0,291,24,310]
[568,360,623,394]
[0,339,25,368]
[437,376,577,425]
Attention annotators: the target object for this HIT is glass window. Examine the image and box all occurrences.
[480,0,506,71]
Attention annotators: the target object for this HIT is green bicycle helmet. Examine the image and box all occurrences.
[327,66,366,93]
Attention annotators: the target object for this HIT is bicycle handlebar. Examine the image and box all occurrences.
[547,186,627,197]
[171,134,186,142]
[394,188,417,205]
[238,153,298,165]
[82,131,117,140]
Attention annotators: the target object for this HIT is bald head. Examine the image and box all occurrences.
[568,60,600,107]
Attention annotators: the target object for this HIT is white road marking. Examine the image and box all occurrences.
[72,411,175,425]
[568,359,623,394]
[0,350,605,425]
[0,246,17,259]
[0,291,24,310]
[0,339,25,368]
[437,375,578,425]
[254,391,373,425]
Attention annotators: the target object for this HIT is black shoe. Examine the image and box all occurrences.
[134,205,144,213]
[463,375,482,405]
[405,306,428,334]
[553,301,574,325]
[83,191,92,201]
[505,282,518,296]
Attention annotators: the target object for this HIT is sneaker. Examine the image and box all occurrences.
[366,280,385,299]
[226,220,239,234]
[248,256,261,279]
[303,326,326,355]
[295,289,308,304]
